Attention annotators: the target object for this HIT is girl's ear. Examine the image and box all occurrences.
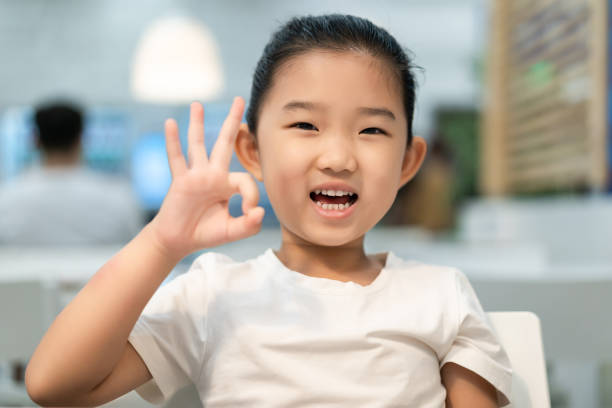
[235,123,263,181]
[398,136,427,189]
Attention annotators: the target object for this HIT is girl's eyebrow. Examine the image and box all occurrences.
[282,100,396,121]
[282,100,324,112]
[358,106,396,121]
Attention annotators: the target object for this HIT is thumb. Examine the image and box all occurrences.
[226,206,265,241]
[247,206,265,224]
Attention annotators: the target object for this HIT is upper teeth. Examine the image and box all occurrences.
[314,189,354,196]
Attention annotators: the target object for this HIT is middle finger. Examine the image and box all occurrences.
[187,102,208,167]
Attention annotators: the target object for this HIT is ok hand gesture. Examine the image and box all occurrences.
[148,97,264,259]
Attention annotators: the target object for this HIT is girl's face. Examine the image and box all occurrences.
[237,50,426,248]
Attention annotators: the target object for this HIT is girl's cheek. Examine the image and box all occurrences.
[265,156,303,187]
[368,152,403,191]
[278,145,312,172]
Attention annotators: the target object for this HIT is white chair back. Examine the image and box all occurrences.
[487,311,551,408]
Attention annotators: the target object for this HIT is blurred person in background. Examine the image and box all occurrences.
[383,136,455,232]
[399,136,455,231]
[0,100,144,245]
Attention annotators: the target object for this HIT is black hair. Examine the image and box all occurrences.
[33,101,83,152]
[246,14,419,146]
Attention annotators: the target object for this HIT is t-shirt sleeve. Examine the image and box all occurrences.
[440,269,513,406]
[127,255,210,404]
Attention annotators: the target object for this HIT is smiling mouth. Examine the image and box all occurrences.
[309,189,359,210]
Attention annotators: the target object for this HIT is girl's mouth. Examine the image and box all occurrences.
[309,189,358,211]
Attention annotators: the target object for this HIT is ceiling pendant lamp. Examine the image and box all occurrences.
[130,16,224,103]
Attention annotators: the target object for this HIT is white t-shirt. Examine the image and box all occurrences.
[0,166,143,245]
[128,249,512,407]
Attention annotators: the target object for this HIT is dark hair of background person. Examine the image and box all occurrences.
[34,101,84,152]
[246,13,420,147]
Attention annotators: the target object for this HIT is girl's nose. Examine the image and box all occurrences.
[316,135,358,173]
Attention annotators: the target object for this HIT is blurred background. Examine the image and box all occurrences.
[0,0,610,406]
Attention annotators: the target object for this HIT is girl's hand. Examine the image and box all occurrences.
[147,97,264,259]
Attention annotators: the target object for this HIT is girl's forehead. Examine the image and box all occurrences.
[264,50,403,113]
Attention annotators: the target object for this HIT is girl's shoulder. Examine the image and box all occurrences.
[384,252,479,310]
[386,251,464,285]
[185,250,272,290]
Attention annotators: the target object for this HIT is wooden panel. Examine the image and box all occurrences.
[481,0,509,195]
[482,0,608,194]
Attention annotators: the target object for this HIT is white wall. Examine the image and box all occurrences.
[0,0,487,137]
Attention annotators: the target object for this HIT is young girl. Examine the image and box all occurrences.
[25,14,512,407]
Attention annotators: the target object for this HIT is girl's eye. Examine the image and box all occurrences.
[361,127,387,135]
[292,122,318,131]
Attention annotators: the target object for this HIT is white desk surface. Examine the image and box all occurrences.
[1,226,610,283]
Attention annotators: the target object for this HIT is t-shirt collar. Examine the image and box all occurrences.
[259,248,399,295]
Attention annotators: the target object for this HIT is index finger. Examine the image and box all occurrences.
[209,97,245,170]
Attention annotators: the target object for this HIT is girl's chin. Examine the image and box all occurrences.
[283,225,366,248]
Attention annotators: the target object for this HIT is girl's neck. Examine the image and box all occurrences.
[274,228,385,284]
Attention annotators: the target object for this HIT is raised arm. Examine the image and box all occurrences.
[25,97,264,406]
